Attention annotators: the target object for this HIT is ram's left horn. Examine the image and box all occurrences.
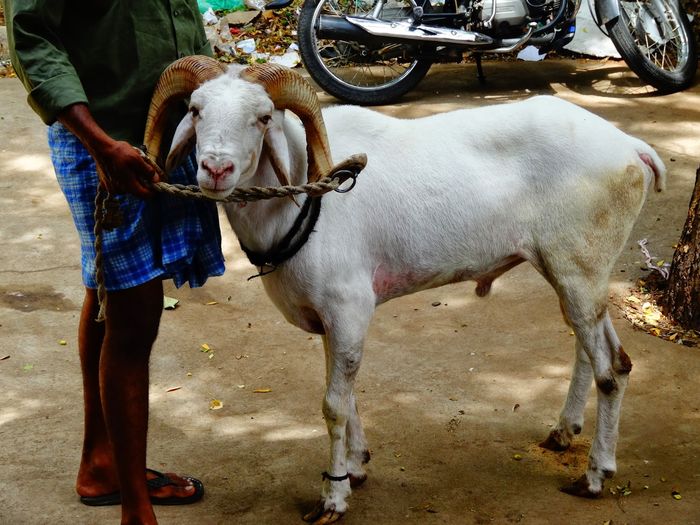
[142,55,227,169]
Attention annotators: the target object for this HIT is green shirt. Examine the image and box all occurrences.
[6,0,212,146]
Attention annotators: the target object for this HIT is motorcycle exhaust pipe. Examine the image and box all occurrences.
[317,15,386,44]
[318,15,496,47]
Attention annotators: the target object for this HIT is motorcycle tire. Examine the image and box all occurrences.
[605,0,697,93]
[297,0,434,105]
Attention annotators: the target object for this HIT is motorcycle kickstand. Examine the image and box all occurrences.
[474,53,486,84]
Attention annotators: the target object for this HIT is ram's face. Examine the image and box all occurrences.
[185,75,275,199]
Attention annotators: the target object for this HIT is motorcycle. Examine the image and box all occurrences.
[269,0,698,104]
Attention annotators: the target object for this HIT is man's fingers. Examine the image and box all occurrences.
[130,179,155,199]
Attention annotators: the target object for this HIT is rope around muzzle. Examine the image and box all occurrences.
[93,147,367,322]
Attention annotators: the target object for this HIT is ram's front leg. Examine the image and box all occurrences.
[304,301,372,525]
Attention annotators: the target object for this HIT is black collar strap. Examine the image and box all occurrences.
[239,195,322,278]
[322,471,350,482]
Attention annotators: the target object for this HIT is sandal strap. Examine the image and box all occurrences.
[145,469,176,489]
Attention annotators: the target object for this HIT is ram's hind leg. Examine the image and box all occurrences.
[557,289,631,498]
[540,339,594,451]
[346,391,370,487]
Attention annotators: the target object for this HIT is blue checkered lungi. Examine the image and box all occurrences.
[48,123,225,291]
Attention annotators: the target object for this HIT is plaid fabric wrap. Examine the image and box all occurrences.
[48,123,225,291]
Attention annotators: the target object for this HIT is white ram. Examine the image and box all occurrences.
[146,58,666,524]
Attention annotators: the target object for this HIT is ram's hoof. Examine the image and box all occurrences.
[560,475,602,499]
[539,429,571,452]
[349,473,367,488]
[303,501,344,524]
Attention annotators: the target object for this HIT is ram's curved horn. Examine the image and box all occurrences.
[142,55,227,168]
[241,63,333,183]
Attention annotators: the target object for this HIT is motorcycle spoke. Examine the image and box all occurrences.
[298,0,434,103]
[311,0,420,90]
[619,0,687,72]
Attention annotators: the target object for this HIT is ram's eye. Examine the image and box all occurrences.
[259,115,272,125]
[190,107,200,118]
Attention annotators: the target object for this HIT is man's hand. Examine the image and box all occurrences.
[93,140,160,198]
[58,103,160,198]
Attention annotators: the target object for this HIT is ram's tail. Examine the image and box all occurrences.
[637,145,667,192]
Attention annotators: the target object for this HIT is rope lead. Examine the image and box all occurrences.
[92,148,366,322]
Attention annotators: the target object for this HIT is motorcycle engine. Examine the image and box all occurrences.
[478,0,559,37]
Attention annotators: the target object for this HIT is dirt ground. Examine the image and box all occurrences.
[1,59,699,525]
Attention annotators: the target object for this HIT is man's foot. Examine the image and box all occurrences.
[79,469,204,506]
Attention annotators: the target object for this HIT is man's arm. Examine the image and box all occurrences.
[6,0,88,125]
[7,1,159,197]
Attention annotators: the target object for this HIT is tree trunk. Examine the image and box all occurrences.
[663,166,700,330]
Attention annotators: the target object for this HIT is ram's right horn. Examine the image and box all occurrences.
[242,63,334,184]
[143,55,227,169]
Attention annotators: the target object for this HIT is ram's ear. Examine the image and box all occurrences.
[165,112,196,174]
[263,111,292,187]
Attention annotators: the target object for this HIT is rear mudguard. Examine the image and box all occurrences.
[594,0,621,26]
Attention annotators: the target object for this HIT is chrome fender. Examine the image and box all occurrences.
[594,0,621,26]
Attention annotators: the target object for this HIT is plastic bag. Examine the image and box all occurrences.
[198,0,246,12]
[244,0,267,10]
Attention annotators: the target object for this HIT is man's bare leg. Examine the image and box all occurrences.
[75,280,197,525]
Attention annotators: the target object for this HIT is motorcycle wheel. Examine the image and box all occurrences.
[605,0,697,93]
[297,0,434,105]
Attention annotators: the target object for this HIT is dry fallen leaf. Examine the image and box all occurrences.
[209,399,224,410]
[646,311,662,322]
[409,501,438,513]
[163,296,179,310]
[643,303,662,324]
[58,339,67,346]
[513,454,523,461]
[205,301,218,305]
[253,388,272,393]
[200,343,212,352]
[672,490,682,500]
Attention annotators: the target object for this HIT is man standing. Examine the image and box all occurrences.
[6,2,225,524]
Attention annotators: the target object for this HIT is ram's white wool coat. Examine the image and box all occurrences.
[170,67,665,522]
